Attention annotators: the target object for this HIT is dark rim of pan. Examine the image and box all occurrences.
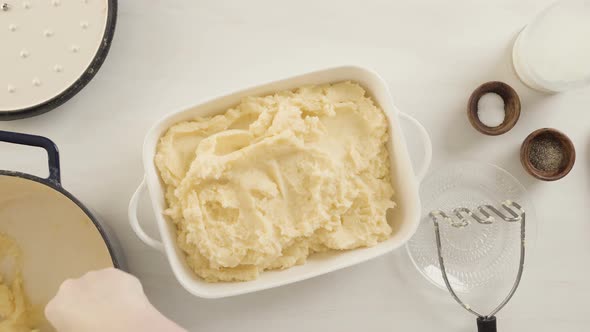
[0,170,123,268]
[0,0,118,121]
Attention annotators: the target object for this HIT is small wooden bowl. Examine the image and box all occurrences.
[467,81,521,136]
[520,128,576,181]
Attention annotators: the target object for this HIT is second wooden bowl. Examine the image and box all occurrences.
[520,128,576,181]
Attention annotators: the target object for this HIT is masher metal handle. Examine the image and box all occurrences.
[431,201,526,331]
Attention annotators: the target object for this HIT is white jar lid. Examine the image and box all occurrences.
[0,0,116,120]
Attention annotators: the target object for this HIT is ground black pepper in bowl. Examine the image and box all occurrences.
[528,134,565,172]
[520,128,576,181]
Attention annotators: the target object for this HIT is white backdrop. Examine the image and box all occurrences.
[1,0,589,331]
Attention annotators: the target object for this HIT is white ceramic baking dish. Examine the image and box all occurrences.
[129,66,432,298]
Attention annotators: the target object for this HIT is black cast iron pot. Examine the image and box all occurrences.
[0,130,125,330]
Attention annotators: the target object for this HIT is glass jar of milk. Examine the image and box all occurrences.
[513,0,590,92]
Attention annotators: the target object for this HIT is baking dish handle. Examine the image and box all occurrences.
[0,130,61,185]
[398,112,432,182]
[129,177,165,252]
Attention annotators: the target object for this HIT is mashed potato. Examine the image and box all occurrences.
[0,233,37,332]
[156,81,395,282]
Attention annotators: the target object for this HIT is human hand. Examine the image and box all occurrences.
[45,268,185,332]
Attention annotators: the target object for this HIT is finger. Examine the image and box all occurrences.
[57,277,76,292]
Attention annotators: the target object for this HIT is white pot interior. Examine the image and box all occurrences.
[0,175,114,331]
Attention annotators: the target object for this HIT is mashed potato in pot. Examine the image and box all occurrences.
[156,81,395,282]
[0,233,38,332]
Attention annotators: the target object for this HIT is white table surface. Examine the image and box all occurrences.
[2,0,589,331]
